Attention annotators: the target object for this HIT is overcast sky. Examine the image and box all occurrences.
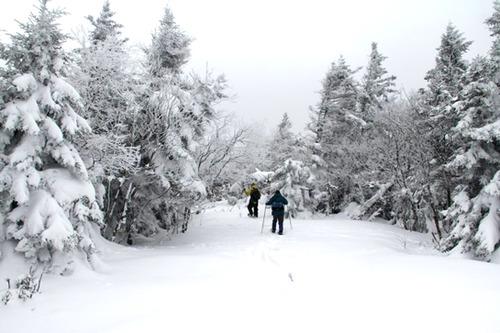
[0,0,494,132]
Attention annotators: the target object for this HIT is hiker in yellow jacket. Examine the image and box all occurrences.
[244,183,261,218]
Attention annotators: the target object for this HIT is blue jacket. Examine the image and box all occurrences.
[266,192,288,217]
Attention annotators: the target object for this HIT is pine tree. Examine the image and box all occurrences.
[86,0,126,45]
[69,2,140,242]
[309,56,364,212]
[270,159,315,216]
[109,6,225,243]
[440,25,500,259]
[148,5,191,76]
[266,113,299,170]
[486,0,500,72]
[425,23,472,107]
[275,113,293,142]
[422,23,473,223]
[358,42,397,117]
[313,56,360,144]
[0,0,102,272]
[73,1,130,134]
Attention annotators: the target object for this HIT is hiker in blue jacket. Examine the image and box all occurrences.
[266,190,289,235]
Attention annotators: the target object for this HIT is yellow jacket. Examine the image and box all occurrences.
[244,184,257,196]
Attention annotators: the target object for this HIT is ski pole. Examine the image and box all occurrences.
[288,206,293,230]
[261,206,267,234]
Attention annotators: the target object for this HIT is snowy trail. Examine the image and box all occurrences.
[2,202,500,333]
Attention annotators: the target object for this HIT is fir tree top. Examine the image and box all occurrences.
[425,23,472,105]
[87,0,126,44]
[320,56,359,111]
[1,0,67,82]
[277,113,292,135]
[362,42,396,101]
[323,57,355,89]
[486,1,500,41]
[486,0,500,70]
[364,43,389,83]
[148,5,191,76]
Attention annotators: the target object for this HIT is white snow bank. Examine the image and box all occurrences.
[2,202,500,333]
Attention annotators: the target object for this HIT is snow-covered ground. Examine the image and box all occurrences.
[2,202,500,333]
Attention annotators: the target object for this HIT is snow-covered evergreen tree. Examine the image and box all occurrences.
[358,42,397,117]
[71,4,136,154]
[68,2,140,242]
[486,0,500,75]
[86,0,126,45]
[440,55,500,259]
[421,23,473,226]
[309,56,366,212]
[73,1,131,134]
[147,5,191,76]
[109,5,226,242]
[266,113,302,170]
[0,0,102,272]
[313,56,361,144]
[269,159,315,216]
[425,23,472,107]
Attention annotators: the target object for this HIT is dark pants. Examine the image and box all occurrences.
[272,215,284,233]
[248,200,258,217]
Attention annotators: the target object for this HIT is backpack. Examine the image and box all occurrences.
[251,189,261,200]
[271,201,284,209]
